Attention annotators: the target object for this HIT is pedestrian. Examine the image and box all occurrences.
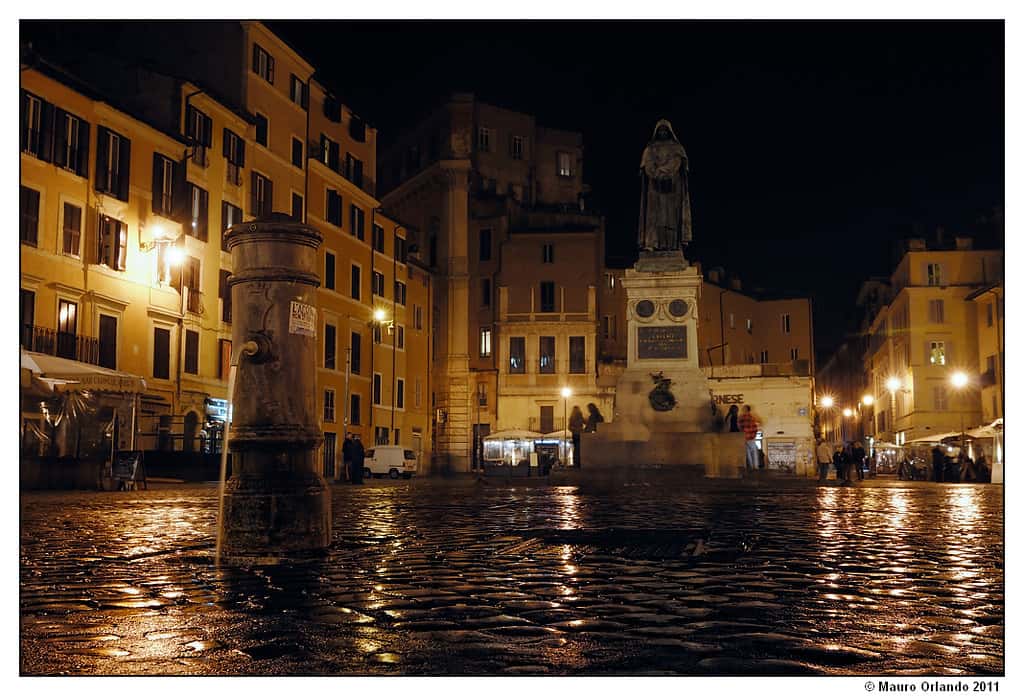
[974,452,991,483]
[833,445,849,484]
[351,436,365,484]
[931,445,945,483]
[946,452,963,483]
[568,405,585,468]
[585,403,604,432]
[816,437,833,482]
[726,404,740,433]
[851,440,866,481]
[737,405,760,471]
[342,434,354,483]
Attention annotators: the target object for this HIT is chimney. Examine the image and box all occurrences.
[955,236,973,250]
[907,238,927,252]
[707,267,723,284]
[730,278,742,291]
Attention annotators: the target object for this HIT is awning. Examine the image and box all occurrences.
[21,349,147,394]
[966,419,1003,439]
[905,431,962,445]
[483,429,544,442]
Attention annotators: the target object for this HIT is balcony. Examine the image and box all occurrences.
[21,326,99,365]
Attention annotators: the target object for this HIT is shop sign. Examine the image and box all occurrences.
[289,301,317,337]
[712,393,745,405]
[206,398,229,421]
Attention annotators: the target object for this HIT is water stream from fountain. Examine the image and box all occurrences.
[215,364,237,568]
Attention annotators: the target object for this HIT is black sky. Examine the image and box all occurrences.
[22,20,1004,363]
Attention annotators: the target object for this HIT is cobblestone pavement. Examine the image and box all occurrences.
[20,477,1003,675]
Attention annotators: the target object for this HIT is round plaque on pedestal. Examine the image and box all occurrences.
[668,299,688,317]
[636,300,655,318]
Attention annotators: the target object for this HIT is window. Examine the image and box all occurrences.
[746,318,753,333]
[324,323,337,369]
[152,154,176,216]
[509,336,526,374]
[20,186,40,246]
[96,127,130,200]
[373,271,385,296]
[96,215,127,270]
[395,281,407,305]
[569,336,586,373]
[375,426,389,446]
[324,94,342,122]
[397,379,405,409]
[351,264,361,300]
[539,336,555,373]
[291,137,304,168]
[54,108,89,176]
[221,202,242,252]
[790,347,799,361]
[480,328,492,357]
[477,382,488,407]
[252,44,274,83]
[219,269,232,323]
[289,75,308,108]
[542,244,554,263]
[55,299,78,359]
[373,223,385,252]
[395,235,407,263]
[481,278,491,307]
[477,127,491,152]
[511,135,525,160]
[373,373,382,405]
[97,315,117,369]
[322,432,336,478]
[153,327,171,379]
[324,389,336,422]
[326,189,343,226]
[324,252,336,290]
[184,330,199,374]
[928,299,945,323]
[414,305,424,331]
[397,326,405,349]
[350,205,365,240]
[373,323,383,344]
[20,290,35,350]
[251,172,272,217]
[187,184,209,241]
[21,91,48,160]
[346,153,364,188]
[218,339,232,380]
[185,105,212,166]
[540,282,556,313]
[557,151,573,177]
[781,313,791,334]
[540,406,554,434]
[760,350,768,364]
[350,394,361,425]
[602,315,617,340]
[351,332,362,374]
[223,128,245,185]
[986,302,994,327]
[479,228,492,261]
[934,386,948,411]
[926,263,943,286]
[320,134,340,171]
[181,256,201,313]
[929,341,946,365]
[254,113,268,147]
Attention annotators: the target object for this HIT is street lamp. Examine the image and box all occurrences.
[561,386,572,465]
[950,371,969,455]
[818,395,834,441]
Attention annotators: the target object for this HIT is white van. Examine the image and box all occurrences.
[364,446,418,479]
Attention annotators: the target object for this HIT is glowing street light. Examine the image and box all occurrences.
[820,395,834,409]
[886,376,901,393]
[861,394,874,407]
[842,408,853,418]
[950,371,970,454]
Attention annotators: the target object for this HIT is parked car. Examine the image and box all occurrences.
[364,446,418,479]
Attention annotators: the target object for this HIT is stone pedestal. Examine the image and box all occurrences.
[587,254,743,476]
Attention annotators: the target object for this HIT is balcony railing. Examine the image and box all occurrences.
[22,325,99,365]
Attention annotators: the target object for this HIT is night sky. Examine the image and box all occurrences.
[23,20,1005,363]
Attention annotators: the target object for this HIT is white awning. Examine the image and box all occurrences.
[20,349,147,394]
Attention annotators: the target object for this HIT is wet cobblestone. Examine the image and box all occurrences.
[20,478,1003,675]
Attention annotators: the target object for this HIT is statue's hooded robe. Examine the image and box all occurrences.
[638,119,691,251]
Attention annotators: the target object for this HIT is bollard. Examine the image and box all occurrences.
[220,213,330,562]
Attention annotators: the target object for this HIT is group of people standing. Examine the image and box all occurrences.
[567,403,605,468]
[928,446,991,483]
[341,433,366,485]
[816,438,867,484]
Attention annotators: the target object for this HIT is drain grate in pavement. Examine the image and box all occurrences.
[496,528,710,561]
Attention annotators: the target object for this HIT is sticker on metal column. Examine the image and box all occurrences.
[289,301,317,337]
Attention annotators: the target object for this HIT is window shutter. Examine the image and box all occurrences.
[38,101,55,162]
[19,92,27,152]
[171,159,189,221]
[117,136,131,201]
[222,128,231,159]
[76,121,90,177]
[250,172,259,216]
[252,44,259,73]
[95,127,109,192]
[265,179,274,216]
[53,109,69,168]
[202,114,213,147]
[152,154,163,213]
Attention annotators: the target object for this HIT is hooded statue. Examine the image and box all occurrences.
[638,119,691,252]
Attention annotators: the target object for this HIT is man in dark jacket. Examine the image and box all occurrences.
[931,446,945,483]
[342,434,354,483]
[351,436,365,484]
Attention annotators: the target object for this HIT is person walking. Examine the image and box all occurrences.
[931,445,945,483]
[726,404,740,433]
[833,445,850,484]
[585,403,604,432]
[851,441,866,481]
[568,405,585,468]
[816,438,833,483]
[737,405,760,471]
[351,436,365,484]
[342,434,354,483]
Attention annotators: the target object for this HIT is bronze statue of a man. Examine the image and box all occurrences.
[638,119,692,252]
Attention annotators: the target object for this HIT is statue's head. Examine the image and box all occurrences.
[651,118,678,143]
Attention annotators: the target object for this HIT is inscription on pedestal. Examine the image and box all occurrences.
[637,325,687,359]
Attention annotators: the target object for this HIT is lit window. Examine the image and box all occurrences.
[480,328,492,357]
[929,341,946,365]
[927,263,943,286]
[557,151,573,177]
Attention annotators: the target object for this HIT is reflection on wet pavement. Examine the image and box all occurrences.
[20,479,1003,675]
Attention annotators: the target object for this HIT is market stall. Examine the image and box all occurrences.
[481,429,543,477]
